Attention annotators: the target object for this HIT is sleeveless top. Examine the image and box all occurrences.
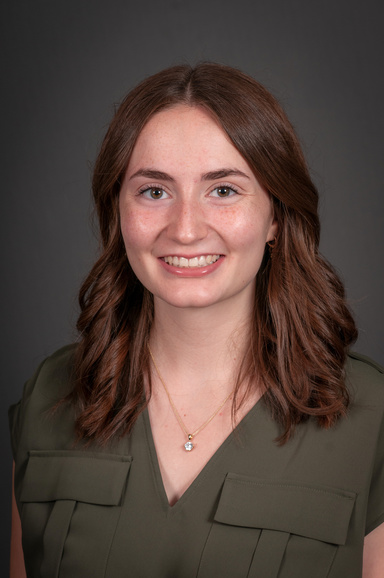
[9,345,384,578]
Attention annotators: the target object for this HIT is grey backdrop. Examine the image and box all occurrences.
[1,0,383,571]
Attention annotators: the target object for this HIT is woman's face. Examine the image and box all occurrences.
[119,105,277,312]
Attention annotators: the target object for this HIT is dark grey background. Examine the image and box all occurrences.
[1,0,383,571]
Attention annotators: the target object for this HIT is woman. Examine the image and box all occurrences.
[10,63,384,577]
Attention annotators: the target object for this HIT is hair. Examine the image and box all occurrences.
[70,62,357,445]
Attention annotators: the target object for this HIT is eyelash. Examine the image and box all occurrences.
[137,184,170,200]
[137,182,240,200]
[209,184,240,198]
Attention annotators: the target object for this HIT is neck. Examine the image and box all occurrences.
[149,297,252,396]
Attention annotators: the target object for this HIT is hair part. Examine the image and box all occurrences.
[70,62,357,445]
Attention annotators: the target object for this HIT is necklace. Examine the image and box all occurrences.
[148,345,234,452]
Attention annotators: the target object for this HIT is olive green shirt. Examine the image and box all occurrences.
[9,345,384,577]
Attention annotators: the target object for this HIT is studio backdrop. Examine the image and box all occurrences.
[1,0,383,572]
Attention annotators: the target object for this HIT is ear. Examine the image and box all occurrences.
[267,217,279,243]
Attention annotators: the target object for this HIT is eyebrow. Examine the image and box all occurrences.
[128,168,251,182]
[128,169,176,182]
[201,169,250,181]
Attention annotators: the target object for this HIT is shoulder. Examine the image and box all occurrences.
[347,351,384,378]
[30,343,77,400]
[346,355,384,536]
[342,352,384,476]
[9,344,78,461]
[346,352,384,406]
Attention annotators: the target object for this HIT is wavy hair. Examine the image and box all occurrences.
[71,63,357,444]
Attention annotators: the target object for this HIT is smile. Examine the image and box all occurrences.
[163,255,221,268]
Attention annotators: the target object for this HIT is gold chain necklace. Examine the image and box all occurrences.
[148,345,234,452]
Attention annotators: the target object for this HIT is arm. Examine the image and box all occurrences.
[363,522,384,578]
[10,463,26,578]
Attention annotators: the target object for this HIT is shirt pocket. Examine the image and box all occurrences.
[198,473,356,578]
[20,450,132,578]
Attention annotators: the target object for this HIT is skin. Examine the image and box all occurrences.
[11,464,26,578]
[10,104,384,577]
[119,105,278,314]
[363,524,384,577]
[119,104,277,507]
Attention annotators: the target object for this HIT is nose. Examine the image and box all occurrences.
[166,198,208,245]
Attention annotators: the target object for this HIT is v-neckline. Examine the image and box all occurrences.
[142,396,265,512]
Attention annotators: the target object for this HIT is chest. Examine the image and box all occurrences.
[146,393,259,505]
[19,403,377,578]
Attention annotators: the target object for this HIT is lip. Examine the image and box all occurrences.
[159,255,224,277]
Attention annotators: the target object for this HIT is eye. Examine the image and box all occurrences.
[139,187,170,200]
[210,186,238,198]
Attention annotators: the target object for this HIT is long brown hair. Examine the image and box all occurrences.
[72,63,357,444]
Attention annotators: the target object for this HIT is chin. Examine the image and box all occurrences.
[154,291,223,310]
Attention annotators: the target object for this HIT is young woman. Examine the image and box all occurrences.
[10,63,384,577]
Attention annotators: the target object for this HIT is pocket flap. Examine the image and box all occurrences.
[214,473,356,545]
[20,450,132,506]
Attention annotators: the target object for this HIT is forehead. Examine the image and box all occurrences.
[127,105,250,175]
[141,103,221,133]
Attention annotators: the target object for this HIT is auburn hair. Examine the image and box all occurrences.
[71,62,357,444]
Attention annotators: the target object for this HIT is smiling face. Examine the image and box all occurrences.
[119,105,277,313]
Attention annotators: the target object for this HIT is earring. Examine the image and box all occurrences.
[267,237,277,258]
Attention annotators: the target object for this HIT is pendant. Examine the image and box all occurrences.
[184,434,194,451]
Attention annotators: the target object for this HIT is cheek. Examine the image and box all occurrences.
[120,206,154,250]
[219,206,273,249]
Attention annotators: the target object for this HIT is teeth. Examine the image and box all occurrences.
[164,255,220,268]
